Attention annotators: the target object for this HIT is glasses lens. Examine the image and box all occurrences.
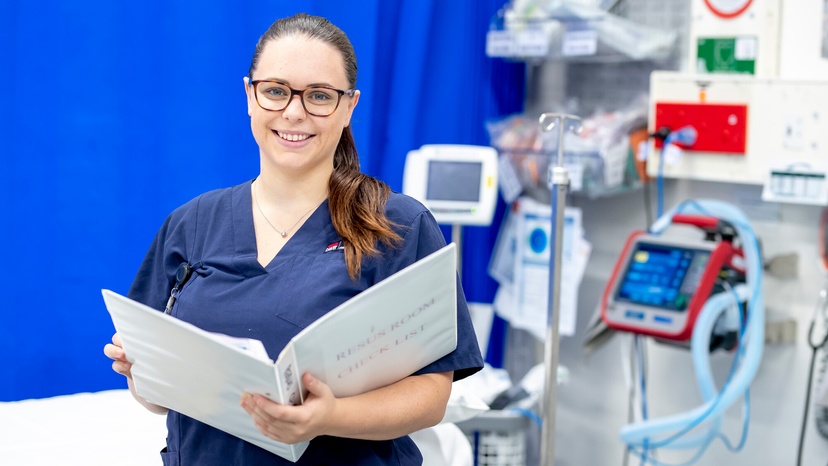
[256,82,291,111]
[302,87,340,116]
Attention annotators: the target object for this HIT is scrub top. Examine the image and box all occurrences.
[128,180,484,466]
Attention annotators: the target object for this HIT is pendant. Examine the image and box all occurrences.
[280,231,287,237]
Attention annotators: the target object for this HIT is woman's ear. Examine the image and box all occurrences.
[344,89,360,127]
[243,77,254,117]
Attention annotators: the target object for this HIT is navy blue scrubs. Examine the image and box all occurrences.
[128,180,484,465]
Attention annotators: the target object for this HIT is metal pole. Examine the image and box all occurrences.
[452,223,463,279]
[538,113,581,466]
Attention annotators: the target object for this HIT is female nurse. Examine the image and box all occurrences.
[104,12,483,465]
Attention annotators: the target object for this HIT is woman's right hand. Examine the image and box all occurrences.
[103,332,168,414]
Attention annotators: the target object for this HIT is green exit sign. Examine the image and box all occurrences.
[696,37,757,74]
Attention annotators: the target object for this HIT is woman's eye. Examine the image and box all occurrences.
[307,91,333,101]
[264,87,288,97]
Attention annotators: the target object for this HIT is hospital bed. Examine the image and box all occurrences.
[0,389,473,465]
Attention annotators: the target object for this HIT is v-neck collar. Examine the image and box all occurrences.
[231,180,331,276]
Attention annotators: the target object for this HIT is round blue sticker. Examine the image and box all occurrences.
[529,228,548,254]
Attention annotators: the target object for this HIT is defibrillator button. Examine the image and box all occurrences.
[653,315,673,324]
[624,310,645,320]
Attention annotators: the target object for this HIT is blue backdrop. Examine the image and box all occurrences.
[0,0,524,401]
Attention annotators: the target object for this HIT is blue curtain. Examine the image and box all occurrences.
[0,0,523,401]
[366,1,526,368]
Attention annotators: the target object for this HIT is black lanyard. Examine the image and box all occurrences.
[164,263,194,315]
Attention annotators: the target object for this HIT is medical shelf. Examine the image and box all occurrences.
[456,411,532,466]
[486,2,677,64]
[498,147,641,201]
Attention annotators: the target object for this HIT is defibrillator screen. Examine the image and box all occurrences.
[426,161,482,202]
[614,242,711,312]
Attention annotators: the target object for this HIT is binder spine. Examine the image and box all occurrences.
[291,347,304,405]
[275,345,301,406]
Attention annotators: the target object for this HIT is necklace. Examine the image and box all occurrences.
[252,181,321,238]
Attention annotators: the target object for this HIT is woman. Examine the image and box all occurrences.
[104,12,483,465]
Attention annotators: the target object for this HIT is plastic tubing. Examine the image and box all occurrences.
[621,292,730,449]
[633,286,748,450]
[620,200,764,450]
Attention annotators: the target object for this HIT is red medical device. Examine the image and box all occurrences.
[601,214,746,342]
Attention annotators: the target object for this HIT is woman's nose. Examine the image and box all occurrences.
[281,94,307,120]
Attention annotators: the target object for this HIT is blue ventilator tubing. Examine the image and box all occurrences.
[619,200,764,451]
[657,127,697,219]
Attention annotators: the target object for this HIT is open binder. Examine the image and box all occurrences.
[102,243,458,462]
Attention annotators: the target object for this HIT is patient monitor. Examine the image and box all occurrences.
[601,214,746,343]
[403,144,498,226]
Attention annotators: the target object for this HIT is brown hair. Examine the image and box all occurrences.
[249,13,401,278]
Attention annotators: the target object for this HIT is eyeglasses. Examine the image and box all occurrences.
[249,80,355,117]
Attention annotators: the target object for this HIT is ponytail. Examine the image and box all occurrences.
[328,127,401,279]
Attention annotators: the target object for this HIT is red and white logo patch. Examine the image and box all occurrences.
[325,240,345,253]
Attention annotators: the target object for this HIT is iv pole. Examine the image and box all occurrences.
[538,112,582,466]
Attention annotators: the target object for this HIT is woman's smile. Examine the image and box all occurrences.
[272,129,315,147]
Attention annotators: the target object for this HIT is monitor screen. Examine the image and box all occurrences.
[426,160,482,202]
[614,242,711,312]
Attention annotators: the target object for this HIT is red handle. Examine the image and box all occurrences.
[671,214,719,229]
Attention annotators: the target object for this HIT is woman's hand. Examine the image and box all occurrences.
[103,332,168,414]
[103,333,132,378]
[241,372,335,444]
[241,371,452,443]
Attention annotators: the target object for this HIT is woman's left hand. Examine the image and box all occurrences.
[240,372,335,444]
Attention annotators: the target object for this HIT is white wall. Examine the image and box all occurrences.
[779,0,828,80]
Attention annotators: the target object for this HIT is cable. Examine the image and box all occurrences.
[643,180,653,231]
[653,128,698,229]
[630,284,748,451]
[718,281,750,453]
[716,389,750,452]
[797,343,819,466]
[796,285,828,466]
[656,150,665,219]
[627,306,746,451]
[626,284,749,466]
[636,335,649,464]
[623,335,636,466]
[653,131,669,221]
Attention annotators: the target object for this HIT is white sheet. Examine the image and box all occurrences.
[0,389,474,465]
[0,390,166,466]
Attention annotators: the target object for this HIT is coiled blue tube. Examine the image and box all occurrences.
[620,200,764,453]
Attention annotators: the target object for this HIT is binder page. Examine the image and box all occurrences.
[284,243,459,399]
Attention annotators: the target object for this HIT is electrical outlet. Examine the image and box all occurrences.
[783,114,805,150]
